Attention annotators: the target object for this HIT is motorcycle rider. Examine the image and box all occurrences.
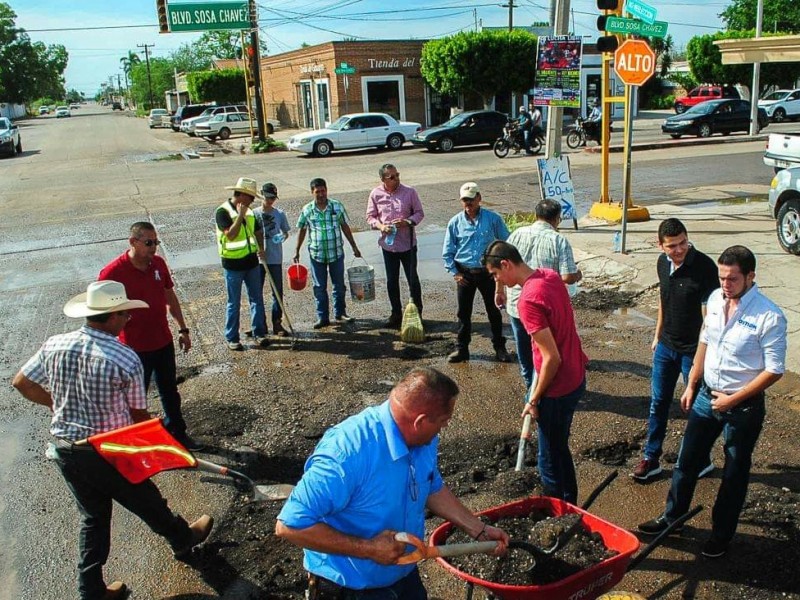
[518,106,533,154]
[583,100,602,143]
[529,103,544,141]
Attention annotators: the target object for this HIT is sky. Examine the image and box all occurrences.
[10,0,730,96]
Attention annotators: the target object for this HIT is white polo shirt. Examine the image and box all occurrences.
[700,284,787,393]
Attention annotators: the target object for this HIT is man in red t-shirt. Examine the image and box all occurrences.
[483,240,587,503]
[99,222,201,451]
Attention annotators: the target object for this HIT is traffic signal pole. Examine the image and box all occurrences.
[249,0,266,143]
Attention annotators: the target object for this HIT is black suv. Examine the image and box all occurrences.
[111,102,123,110]
[170,104,212,131]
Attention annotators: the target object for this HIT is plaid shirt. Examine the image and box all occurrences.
[22,325,147,441]
[297,199,349,264]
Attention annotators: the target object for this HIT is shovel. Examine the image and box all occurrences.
[263,263,298,350]
[195,458,294,501]
[515,371,538,472]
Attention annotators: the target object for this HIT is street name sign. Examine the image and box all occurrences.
[624,0,657,25]
[614,39,656,86]
[167,2,249,32]
[334,62,356,74]
[606,16,668,38]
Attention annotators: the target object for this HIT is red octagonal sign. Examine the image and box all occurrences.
[614,39,656,86]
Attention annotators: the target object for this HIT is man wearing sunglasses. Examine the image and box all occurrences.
[442,182,511,363]
[99,222,202,451]
[366,164,425,329]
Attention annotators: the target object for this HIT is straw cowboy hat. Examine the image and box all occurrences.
[225,177,263,199]
[63,281,149,318]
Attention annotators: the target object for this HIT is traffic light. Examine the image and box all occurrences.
[246,45,256,86]
[156,0,170,34]
[596,0,621,54]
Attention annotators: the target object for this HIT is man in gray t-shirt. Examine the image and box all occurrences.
[253,182,291,336]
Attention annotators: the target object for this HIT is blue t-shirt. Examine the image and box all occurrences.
[277,400,444,589]
[253,206,290,265]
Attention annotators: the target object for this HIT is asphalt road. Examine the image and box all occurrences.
[0,103,788,599]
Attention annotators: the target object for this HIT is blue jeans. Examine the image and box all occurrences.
[510,316,534,390]
[224,265,266,342]
[260,263,284,323]
[537,378,586,504]
[329,569,427,599]
[310,255,346,321]
[664,384,765,543]
[645,342,694,461]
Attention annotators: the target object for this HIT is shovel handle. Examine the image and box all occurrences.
[514,414,533,472]
[394,532,498,565]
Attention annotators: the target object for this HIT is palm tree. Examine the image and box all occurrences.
[119,50,141,92]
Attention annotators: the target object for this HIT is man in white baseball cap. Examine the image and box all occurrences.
[12,280,213,600]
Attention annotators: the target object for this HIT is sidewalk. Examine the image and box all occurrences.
[560,199,800,372]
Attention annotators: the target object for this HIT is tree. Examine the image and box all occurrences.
[421,30,538,109]
[129,57,173,109]
[720,0,800,33]
[186,69,247,105]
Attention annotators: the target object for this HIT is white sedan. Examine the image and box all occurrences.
[195,112,252,141]
[55,106,71,118]
[287,112,421,157]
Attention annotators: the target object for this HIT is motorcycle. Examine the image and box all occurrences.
[565,117,612,149]
[493,121,544,158]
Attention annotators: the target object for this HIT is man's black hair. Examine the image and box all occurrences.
[657,218,687,242]
[130,221,155,238]
[535,199,562,223]
[718,245,756,275]
[482,240,523,269]
[310,177,327,190]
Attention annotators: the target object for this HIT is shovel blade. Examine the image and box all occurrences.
[253,483,295,501]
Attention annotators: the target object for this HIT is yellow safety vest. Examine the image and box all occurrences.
[216,201,257,259]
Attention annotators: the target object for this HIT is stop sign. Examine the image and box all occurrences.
[614,39,656,86]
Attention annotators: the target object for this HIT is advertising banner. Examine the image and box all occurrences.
[532,35,583,108]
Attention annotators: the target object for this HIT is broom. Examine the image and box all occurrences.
[400,301,425,343]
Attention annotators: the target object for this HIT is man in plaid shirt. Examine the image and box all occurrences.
[12,280,213,600]
[294,178,362,329]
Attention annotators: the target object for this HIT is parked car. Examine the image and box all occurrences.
[55,106,71,118]
[69,103,80,110]
[180,104,248,136]
[196,112,253,141]
[769,166,800,254]
[673,84,740,114]
[758,89,800,122]
[0,117,22,157]
[38,106,50,115]
[170,104,212,131]
[148,108,169,128]
[287,112,421,157]
[764,132,800,172]
[111,102,123,111]
[661,99,767,138]
[410,110,508,152]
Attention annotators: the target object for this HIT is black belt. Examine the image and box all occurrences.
[307,574,382,600]
[53,438,93,451]
[702,382,765,408]
[456,263,486,275]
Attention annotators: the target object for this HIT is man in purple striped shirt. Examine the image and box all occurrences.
[367,164,425,329]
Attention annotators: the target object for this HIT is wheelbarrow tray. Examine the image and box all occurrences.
[430,496,640,600]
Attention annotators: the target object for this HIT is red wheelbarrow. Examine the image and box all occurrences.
[424,473,701,600]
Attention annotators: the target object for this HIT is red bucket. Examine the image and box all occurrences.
[287,264,308,291]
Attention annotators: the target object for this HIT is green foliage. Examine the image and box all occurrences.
[421,30,538,108]
[251,138,287,154]
[186,69,247,105]
[667,71,699,93]
[720,0,800,32]
[643,93,675,110]
[129,58,174,110]
[503,212,537,232]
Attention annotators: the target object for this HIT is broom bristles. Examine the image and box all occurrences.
[400,302,425,343]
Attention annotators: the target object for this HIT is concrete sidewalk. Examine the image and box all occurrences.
[560,199,800,372]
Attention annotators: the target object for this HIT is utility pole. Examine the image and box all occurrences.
[544,0,571,158]
[137,43,155,110]
[748,0,764,136]
[501,0,516,31]
[249,0,267,142]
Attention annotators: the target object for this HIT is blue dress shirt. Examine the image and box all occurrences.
[442,208,510,275]
[277,400,444,589]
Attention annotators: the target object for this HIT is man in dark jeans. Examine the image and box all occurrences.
[442,182,511,363]
[366,164,425,328]
[99,221,202,451]
[633,218,719,482]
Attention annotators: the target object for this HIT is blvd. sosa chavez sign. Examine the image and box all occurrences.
[167,2,249,32]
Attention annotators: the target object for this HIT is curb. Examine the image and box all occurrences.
[584,132,770,154]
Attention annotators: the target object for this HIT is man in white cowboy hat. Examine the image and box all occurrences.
[215,176,269,350]
[12,280,213,600]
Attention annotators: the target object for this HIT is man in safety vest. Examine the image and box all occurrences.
[215,177,268,351]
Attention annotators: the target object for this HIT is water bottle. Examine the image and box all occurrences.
[385,224,397,247]
[612,231,622,252]
[272,232,286,244]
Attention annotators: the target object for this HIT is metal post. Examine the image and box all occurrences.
[249,0,266,142]
[544,0,571,158]
[748,0,764,136]
[620,84,635,253]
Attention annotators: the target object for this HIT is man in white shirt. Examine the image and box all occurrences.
[638,246,787,559]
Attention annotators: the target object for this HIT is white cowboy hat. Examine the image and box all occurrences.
[63,281,149,318]
[225,177,263,199]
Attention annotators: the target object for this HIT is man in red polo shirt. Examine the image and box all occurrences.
[99,221,201,451]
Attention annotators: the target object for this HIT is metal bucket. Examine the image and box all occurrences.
[347,258,375,303]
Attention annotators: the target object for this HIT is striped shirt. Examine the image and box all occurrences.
[506,221,578,318]
[21,325,147,441]
[297,199,349,264]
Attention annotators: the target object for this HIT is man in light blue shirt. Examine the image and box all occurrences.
[276,368,509,597]
[443,182,511,363]
[639,246,787,560]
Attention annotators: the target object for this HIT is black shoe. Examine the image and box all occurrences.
[102,581,127,600]
[447,349,469,363]
[175,434,204,452]
[254,336,270,348]
[494,347,511,362]
[384,314,402,329]
[335,314,355,323]
[638,515,683,536]
[701,537,728,559]
[313,319,330,330]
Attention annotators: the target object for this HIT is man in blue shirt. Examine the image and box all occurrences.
[443,182,511,363]
[276,368,509,598]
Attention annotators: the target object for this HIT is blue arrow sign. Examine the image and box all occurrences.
[625,0,657,25]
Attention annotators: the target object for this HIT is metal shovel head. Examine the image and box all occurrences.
[253,483,295,501]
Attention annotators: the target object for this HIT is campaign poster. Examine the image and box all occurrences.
[536,156,577,220]
[533,35,582,108]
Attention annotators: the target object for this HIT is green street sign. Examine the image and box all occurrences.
[606,16,668,38]
[625,0,657,25]
[334,66,356,75]
[167,2,249,32]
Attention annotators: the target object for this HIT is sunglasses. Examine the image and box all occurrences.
[138,239,161,247]
[383,173,400,181]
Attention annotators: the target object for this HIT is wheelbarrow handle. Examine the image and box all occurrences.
[394,532,498,565]
[581,470,618,510]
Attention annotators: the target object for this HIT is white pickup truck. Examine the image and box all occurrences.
[764,132,800,172]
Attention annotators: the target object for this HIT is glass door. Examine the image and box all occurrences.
[298,81,313,128]
[315,80,330,127]
[361,76,405,120]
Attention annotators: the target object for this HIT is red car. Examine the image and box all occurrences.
[674,85,740,114]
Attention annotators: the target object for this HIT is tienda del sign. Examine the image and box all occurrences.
[167,2,250,32]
